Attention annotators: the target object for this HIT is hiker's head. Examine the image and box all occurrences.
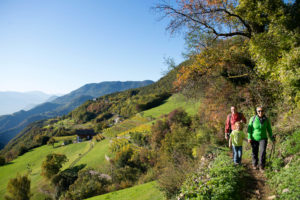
[235,121,243,130]
[231,106,237,114]
[256,106,264,117]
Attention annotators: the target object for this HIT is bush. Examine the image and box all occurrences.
[157,155,196,199]
[0,155,6,166]
[33,135,50,145]
[167,108,191,127]
[63,139,72,145]
[280,130,300,158]
[268,155,300,200]
[5,174,31,200]
[51,164,85,199]
[130,131,149,147]
[151,120,170,149]
[18,145,28,156]
[41,153,68,180]
[63,168,111,200]
[161,124,195,159]
[178,153,242,200]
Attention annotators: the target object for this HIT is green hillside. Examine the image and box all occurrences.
[0,81,153,150]
[0,92,201,200]
[86,181,165,200]
[0,141,90,199]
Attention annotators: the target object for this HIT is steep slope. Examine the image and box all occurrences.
[0,81,153,149]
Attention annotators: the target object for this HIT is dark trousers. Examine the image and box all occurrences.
[251,139,268,168]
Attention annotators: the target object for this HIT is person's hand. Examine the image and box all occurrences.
[225,133,228,140]
[248,139,252,143]
[229,144,232,148]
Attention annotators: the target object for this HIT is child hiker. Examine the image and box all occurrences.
[229,121,247,165]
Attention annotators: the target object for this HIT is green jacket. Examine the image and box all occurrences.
[248,115,273,141]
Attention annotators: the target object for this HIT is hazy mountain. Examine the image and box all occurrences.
[0,80,153,149]
[0,91,55,115]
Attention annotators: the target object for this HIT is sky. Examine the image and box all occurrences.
[0,0,185,95]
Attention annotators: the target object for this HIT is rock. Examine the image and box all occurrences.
[282,188,289,193]
[267,195,276,199]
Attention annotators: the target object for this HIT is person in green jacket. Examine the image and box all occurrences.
[248,106,275,171]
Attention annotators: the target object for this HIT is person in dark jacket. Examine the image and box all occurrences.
[248,106,275,171]
[225,106,247,140]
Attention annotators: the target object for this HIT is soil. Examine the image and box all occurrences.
[240,158,273,200]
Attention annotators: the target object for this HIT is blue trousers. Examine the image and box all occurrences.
[232,146,243,164]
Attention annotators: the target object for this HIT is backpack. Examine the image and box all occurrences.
[247,115,257,133]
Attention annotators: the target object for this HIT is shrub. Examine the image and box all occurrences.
[5,174,31,200]
[18,144,28,156]
[51,164,85,199]
[130,131,149,147]
[157,155,196,199]
[33,135,50,145]
[268,155,300,200]
[151,120,170,149]
[167,108,191,127]
[63,168,111,200]
[47,137,56,148]
[178,153,242,200]
[41,153,68,180]
[280,130,300,158]
[63,139,72,145]
[161,124,195,159]
[0,155,5,166]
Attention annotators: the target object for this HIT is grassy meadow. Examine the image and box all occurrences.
[86,181,165,200]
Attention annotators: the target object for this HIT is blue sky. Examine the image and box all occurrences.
[0,0,185,94]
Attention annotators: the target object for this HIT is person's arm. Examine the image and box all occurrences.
[247,117,253,143]
[229,136,232,148]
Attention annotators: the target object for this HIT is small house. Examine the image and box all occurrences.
[75,129,96,142]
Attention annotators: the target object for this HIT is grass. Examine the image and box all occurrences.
[76,139,111,169]
[53,135,77,142]
[0,141,91,200]
[142,94,200,119]
[85,181,165,200]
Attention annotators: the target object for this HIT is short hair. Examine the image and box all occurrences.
[256,106,264,111]
[235,121,243,128]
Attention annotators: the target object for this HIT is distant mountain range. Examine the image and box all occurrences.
[0,91,55,115]
[0,80,153,149]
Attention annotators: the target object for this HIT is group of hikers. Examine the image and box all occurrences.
[225,106,275,171]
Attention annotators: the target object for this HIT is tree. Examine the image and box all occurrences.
[156,0,285,40]
[0,155,5,166]
[5,174,31,200]
[41,153,68,180]
[47,137,56,148]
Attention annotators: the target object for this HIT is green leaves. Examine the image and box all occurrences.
[41,153,68,180]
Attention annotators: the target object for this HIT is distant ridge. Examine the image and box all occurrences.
[0,91,54,115]
[0,80,153,149]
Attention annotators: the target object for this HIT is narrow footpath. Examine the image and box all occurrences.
[241,158,273,200]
